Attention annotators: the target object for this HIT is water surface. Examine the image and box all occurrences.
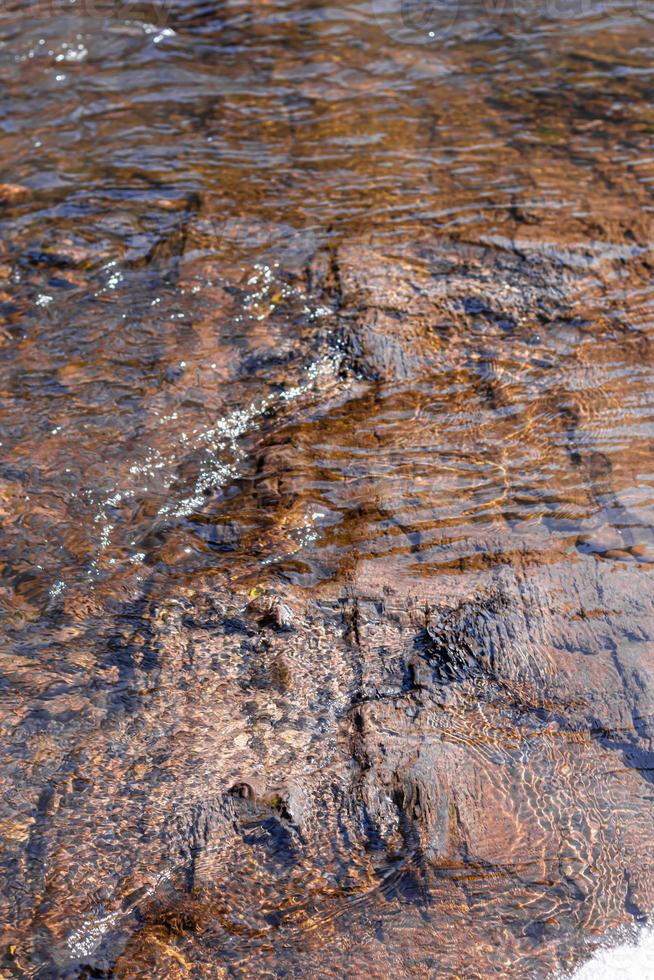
[1,0,654,975]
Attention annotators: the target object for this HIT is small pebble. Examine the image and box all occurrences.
[0,183,29,205]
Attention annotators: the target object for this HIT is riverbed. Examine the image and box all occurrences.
[1,0,654,976]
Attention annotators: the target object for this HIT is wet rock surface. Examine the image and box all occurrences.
[2,234,654,977]
[3,568,654,977]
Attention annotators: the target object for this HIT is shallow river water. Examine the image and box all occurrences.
[1,0,654,976]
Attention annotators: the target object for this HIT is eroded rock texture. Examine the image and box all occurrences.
[1,238,654,978]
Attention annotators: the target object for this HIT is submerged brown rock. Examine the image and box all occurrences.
[2,235,653,977]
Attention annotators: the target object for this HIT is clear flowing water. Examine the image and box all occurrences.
[1,0,654,976]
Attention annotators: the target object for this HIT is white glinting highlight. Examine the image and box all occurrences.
[567,924,654,979]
